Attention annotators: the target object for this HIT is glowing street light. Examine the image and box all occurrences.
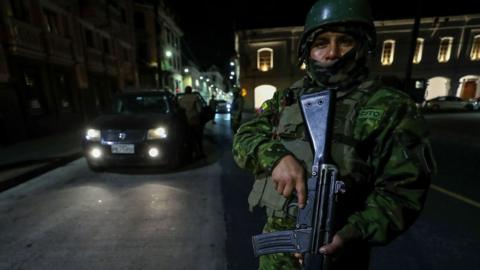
[165,50,173,58]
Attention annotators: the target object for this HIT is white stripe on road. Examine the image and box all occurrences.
[431,184,480,209]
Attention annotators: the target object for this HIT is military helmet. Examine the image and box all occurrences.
[298,0,376,62]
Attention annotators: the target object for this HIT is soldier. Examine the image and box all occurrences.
[230,87,244,133]
[232,0,436,269]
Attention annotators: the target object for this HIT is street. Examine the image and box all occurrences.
[0,112,479,270]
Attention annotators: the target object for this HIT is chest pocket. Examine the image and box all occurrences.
[247,102,313,218]
[332,91,381,189]
[277,103,313,174]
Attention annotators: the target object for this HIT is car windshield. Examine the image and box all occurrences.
[113,94,170,114]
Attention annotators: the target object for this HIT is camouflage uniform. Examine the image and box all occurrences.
[233,0,435,269]
[233,76,435,269]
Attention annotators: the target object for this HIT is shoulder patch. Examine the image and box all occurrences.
[358,108,384,121]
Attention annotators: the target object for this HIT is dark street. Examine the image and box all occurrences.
[0,113,479,269]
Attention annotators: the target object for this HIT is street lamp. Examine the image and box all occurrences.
[165,50,173,58]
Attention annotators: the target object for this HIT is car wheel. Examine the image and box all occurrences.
[87,162,104,172]
[168,148,182,170]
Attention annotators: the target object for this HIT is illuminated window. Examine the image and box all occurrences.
[470,35,480,61]
[413,38,424,64]
[438,37,453,63]
[381,40,395,66]
[257,48,273,72]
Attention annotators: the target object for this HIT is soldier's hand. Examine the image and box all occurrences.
[320,234,344,255]
[271,155,306,208]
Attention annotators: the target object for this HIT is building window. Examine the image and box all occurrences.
[137,42,147,62]
[438,37,453,63]
[120,8,127,23]
[103,38,110,54]
[85,29,95,48]
[134,11,145,29]
[381,40,395,66]
[257,48,273,72]
[44,9,59,34]
[413,38,424,64]
[10,0,28,21]
[470,35,480,61]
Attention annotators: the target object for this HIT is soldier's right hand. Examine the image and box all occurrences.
[271,155,306,208]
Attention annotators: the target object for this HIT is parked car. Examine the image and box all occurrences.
[82,90,190,171]
[468,97,480,110]
[215,100,231,113]
[423,96,476,111]
[176,92,215,125]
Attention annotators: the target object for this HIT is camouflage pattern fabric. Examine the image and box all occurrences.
[233,77,434,269]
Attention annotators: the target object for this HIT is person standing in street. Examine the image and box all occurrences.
[232,0,436,269]
[178,86,205,159]
[230,87,244,133]
[209,95,217,125]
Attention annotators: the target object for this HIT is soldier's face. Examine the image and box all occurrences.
[309,32,356,64]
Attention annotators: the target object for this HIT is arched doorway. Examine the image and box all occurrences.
[458,75,480,99]
[426,77,450,100]
[254,84,277,110]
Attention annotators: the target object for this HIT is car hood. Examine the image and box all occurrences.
[88,114,175,130]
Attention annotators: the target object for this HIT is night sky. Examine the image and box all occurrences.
[167,0,479,73]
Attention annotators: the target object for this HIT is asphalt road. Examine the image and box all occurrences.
[0,112,479,270]
[0,116,231,270]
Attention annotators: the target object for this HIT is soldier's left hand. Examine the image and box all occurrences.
[319,234,344,255]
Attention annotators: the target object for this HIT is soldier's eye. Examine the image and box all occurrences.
[313,39,329,48]
[338,36,356,47]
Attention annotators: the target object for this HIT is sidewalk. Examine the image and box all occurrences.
[0,129,83,191]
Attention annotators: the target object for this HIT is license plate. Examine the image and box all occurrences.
[111,144,135,154]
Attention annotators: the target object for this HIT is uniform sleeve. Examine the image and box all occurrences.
[337,100,435,245]
[232,91,292,175]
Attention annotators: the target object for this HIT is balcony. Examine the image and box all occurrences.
[123,62,134,81]
[0,44,10,82]
[86,48,105,73]
[79,0,108,27]
[104,55,118,76]
[4,17,46,60]
[44,33,74,66]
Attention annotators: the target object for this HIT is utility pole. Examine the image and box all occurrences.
[153,0,162,90]
[404,0,423,94]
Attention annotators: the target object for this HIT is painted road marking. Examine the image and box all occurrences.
[431,184,480,209]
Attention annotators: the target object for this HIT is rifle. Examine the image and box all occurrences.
[252,89,345,269]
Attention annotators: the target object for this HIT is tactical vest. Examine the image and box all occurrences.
[248,79,381,218]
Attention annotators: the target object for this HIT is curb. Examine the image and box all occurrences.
[0,153,82,192]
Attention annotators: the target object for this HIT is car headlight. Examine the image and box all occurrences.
[85,128,101,141]
[147,127,167,139]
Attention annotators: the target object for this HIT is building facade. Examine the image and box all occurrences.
[0,0,138,144]
[157,1,183,93]
[235,14,480,111]
[373,15,480,100]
